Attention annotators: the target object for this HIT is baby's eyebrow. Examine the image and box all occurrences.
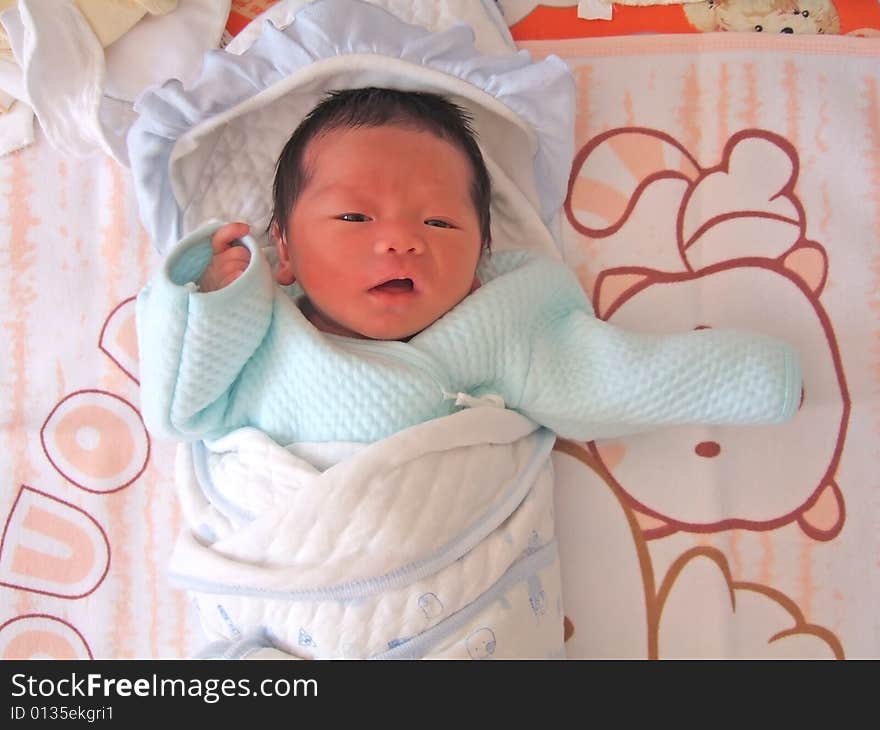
[307,181,363,198]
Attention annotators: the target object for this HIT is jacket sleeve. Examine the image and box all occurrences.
[518,308,802,442]
[135,221,276,441]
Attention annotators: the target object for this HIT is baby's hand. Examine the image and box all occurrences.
[198,222,252,292]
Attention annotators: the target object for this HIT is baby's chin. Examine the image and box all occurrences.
[309,308,434,342]
[303,291,477,341]
[355,321,432,342]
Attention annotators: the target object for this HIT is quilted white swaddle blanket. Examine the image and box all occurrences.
[171,407,565,659]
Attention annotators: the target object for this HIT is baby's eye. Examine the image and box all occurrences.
[424,219,454,228]
[338,213,371,222]
[754,24,763,32]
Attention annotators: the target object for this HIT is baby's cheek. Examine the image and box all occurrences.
[299,260,345,295]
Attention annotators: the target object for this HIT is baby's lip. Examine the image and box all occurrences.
[368,272,418,292]
[369,277,415,294]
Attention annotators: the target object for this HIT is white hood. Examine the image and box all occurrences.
[126,0,575,258]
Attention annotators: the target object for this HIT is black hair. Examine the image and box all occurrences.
[269,87,492,248]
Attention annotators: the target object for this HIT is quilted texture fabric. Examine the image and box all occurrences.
[224,0,515,56]
[127,0,575,255]
[136,221,802,446]
[170,407,565,659]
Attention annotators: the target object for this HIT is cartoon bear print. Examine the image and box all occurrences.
[685,0,841,35]
[553,442,845,658]
[590,250,847,538]
[566,128,848,539]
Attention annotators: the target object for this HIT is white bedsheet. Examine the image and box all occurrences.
[0,0,230,161]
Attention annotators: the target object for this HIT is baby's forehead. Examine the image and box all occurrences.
[302,123,474,176]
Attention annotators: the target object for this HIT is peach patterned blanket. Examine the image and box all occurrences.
[532,33,879,658]
[0,31,877,658]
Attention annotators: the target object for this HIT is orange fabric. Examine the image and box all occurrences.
[226,0,279,36]
[509,2,880,40]
[511,4,693,39]
[836,1,880,33]
[225,1,880,40]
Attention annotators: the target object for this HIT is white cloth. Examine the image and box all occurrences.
[0,0,229,160]
[225,0,516,57]
[577,0,703,21]
[104,0,230,102]
[171,407,565,659]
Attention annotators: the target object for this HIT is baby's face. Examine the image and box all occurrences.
[273,125,483,340]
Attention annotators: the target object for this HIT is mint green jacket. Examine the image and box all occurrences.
[136,221,801,445]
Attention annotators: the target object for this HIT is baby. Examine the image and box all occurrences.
[136,87,802,658]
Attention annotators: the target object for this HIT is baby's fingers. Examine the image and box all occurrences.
[214,246,251,266]
[211,222,250,253]
[216,266,248,290]
[214,255,250,282]
[199,249,251,292]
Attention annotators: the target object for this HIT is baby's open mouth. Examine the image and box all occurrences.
[371,278,414,293]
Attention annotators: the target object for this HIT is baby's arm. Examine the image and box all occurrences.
[517,309,801,442]
[136,220,275,441]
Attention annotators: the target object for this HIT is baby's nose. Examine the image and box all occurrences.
[373,225,425,255]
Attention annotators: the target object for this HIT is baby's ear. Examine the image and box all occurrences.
[271,222,296,286]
